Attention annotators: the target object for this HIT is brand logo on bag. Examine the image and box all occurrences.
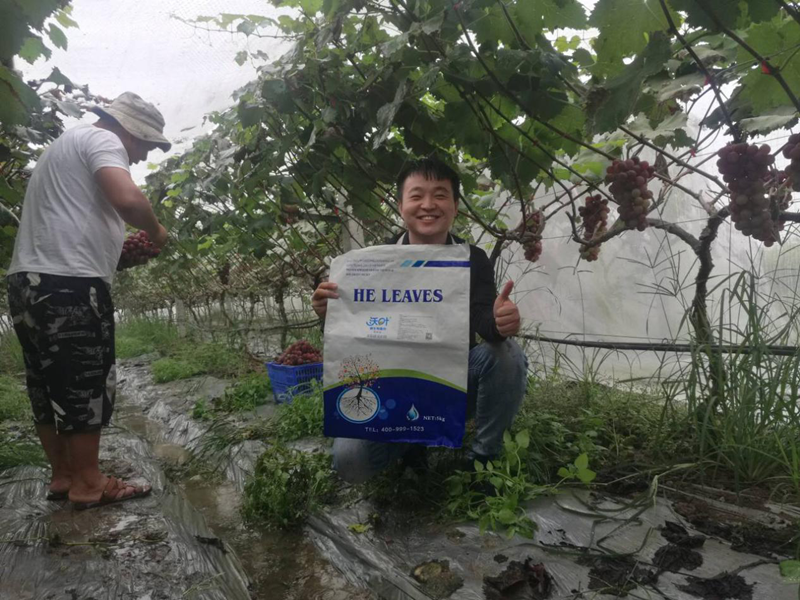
[366,317,390,328]
[366,316,390,338]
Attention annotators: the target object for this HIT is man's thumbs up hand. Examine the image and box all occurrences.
[493,280,521,337]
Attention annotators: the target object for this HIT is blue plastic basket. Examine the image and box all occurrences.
[266,361,323,403]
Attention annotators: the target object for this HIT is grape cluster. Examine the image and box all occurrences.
[117,231,160,271]
[781,133,800,190]
[717,143,780,245]
[604,158,655,231]
[579,194,610,262]
[275,340,322,366]
[518,210,544,263]
[218,262,231,286]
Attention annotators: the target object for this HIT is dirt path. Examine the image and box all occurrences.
[0,359,369,600]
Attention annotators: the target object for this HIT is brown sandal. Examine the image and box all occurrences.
[72,476,152,511]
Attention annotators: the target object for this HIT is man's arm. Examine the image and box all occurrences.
[95,167,168,248]
[471,247,506,342]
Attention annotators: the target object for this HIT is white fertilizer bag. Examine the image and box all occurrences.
[323,243,471,447]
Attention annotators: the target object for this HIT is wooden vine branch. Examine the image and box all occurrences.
[568,214,700,251]
[657,0,740,142]
[696,0,800,113]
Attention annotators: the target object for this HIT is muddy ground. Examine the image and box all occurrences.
[1,357,799,600]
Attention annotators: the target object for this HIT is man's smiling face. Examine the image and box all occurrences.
[398,173,458,244]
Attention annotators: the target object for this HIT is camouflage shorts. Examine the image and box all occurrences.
[6,272,116,433]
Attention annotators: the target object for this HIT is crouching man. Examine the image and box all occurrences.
[311,158,528,483]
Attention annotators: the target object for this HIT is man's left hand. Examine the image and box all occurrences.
[494,280,521,337]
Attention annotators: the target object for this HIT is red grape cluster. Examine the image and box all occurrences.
[579,194,610,262]
[604,158,655,231]
[275,340,322,366]
[781,133,800,191]
[117,231,160,271]
[717,143,780,245]
[518,209,544,263]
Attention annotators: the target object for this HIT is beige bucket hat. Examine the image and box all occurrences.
[91,92,171,151]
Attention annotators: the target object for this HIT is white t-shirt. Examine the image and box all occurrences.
[9,125,131,283]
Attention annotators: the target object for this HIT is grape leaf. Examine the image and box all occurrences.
[739,107,798,135]
[514,0,587,35]
[587,32,672,133]
[18,35,50,64]
[48,24,67,50]
[590,0,675,77]
[669,0,778,29]
[737,16,800,113]
[45,66,73,87]
[0,64,41,125]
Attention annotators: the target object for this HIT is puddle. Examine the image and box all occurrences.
[182,480,364,600]
[115,361,370,600]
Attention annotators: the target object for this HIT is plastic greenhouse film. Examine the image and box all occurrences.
[0,451,252,599]
[323,244,471,447]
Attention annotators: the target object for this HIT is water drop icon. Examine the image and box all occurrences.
[406,404,419,421]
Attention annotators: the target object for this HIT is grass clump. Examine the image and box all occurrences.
[0,375,29,421]
[0,334,24,375]
[272,385,324,441]
[0,375,46,469]
[243,445,334,528]
[152,357,203,383]
[515,377,684,482]
[115,318,182,358]
[0,437,46,470]
[215,373,271,413]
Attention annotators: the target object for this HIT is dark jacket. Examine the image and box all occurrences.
[390,232,504,348]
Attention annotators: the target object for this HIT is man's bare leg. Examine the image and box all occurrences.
[35,423,72,494]
[64,431,107,503]
[65,431,150,505]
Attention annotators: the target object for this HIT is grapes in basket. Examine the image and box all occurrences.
[275,340,322,366]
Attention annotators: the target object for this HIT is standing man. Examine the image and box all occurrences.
[311,157,529,483]
[6,92,170,509]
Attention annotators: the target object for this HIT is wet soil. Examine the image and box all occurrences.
[578,555,658,597]
[653,544,704,572]
[410,560,464,599]
[483,559,552,600]
[115,362,370,600]
[674,498,797,559]
[679,573,754,600]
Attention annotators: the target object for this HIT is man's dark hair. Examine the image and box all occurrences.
[396,157,461,202]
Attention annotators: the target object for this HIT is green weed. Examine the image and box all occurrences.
[191,343,249,379]
[0,375,28,422]
[0,334,24,375]
[0,437,46,470]
[272,385,324,441]
[681,273,800,489]
[445,430,557,539]
[116,336,153,359]
[215,373,271,413]
[151,357,203,383]
[242,445,334,528]
[115,318,182,357]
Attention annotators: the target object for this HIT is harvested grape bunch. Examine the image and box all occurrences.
[782,133,800,191]
[275,340,322,366]
[604,158,655,231]
[579,194,610,262]
[717,143,780,246]
[117,230,160,271]
[517,209,544,263]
